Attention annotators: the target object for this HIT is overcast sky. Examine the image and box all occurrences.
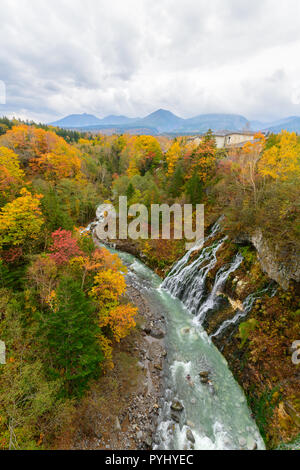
[1,0,300,123]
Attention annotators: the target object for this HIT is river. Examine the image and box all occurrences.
[99,241,265,451]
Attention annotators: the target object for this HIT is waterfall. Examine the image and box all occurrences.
[93,214,266,450]
[195,253,243,323]
[162,238,226,314]
[162,220,243,324]
[210,291,258,340]
[211,284,275,340]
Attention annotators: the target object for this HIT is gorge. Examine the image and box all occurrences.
[92,214,267,450]
[92,208,300,450]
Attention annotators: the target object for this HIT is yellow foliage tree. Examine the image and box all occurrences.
[0,188,44,249]
[90,269,126,307]
[89,258,137,351]
[166,141,182,176]
[106,304,137,342]
[0,147,24,197]
[258,131,300,181]
[127,135,162,177]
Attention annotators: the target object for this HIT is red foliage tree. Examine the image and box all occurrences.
[49,229,83,266]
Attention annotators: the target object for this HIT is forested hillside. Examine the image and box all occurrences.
[0,119,299,449]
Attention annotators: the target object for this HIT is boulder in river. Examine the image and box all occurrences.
[171,400,184,412]
[186,429,195,444]
[143,326,152,335]
[181,327,191,335]
[150,329,165,339]
[200,376,209,384]
[171,413,180,423]
[238,437,246,447]
[247,437,257,450]
[199,371,210,378]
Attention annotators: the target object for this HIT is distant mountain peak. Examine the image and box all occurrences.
[147,108,180,117]
[49,109,300,135]
[50,113,102,128]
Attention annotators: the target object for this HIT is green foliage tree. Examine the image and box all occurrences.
[185,172,204,205]
[43,278,103,396]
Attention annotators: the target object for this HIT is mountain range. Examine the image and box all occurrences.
[50,110,300,134]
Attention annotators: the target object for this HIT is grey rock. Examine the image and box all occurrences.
[200,377,209,384]
[150,329,165,339]
[171,413,180,423]
[114,417,121,432]
[199,371,210,378]
[171,400,184,412]
[143,436,152,448]
[186,429,195,444]
[251,229,300,289]
[247,437,258,450]
[238,437,247,447]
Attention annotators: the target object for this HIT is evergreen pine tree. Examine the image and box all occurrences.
[44,278,103,396]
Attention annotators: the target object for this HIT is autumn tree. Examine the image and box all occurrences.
[128,136,163,176]
[240,132,266,205]
[183,132,217,203]
[49,229,83,266]
[30,147,82,182]
[0,188,44,251]
[27,254,58,306]
[0,147,24,202]
[0,125,60,163]
[166,140,182,176]
[258,130,300,181]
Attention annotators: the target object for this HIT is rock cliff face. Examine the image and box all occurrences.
[160,224,300,448]
[235,229,300,290]
[250,229,300,290]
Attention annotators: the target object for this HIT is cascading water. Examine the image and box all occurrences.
[195,253,243,324]
[210,282,277,342]
[92,214,265,450]
[162,221,244,325]
[210,290,258,340]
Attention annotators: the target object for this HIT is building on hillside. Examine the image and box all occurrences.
[216,130,257,148]
[189,130,257,149]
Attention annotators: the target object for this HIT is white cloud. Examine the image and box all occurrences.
[1,0,300,122]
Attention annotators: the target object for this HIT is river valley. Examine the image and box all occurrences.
[98,235,265,450]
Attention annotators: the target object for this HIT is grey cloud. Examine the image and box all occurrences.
[1,0,300,122]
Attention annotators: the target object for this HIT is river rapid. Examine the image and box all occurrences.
[97,243,265,451]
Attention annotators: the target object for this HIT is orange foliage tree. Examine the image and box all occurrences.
[184,133,217,184]
[30,146,82,182]
[69,245,137,369]
[0,125,61,162]
[0,125,84,182]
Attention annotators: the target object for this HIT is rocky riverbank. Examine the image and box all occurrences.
[67,273,166,450]
[92,226,300,449]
